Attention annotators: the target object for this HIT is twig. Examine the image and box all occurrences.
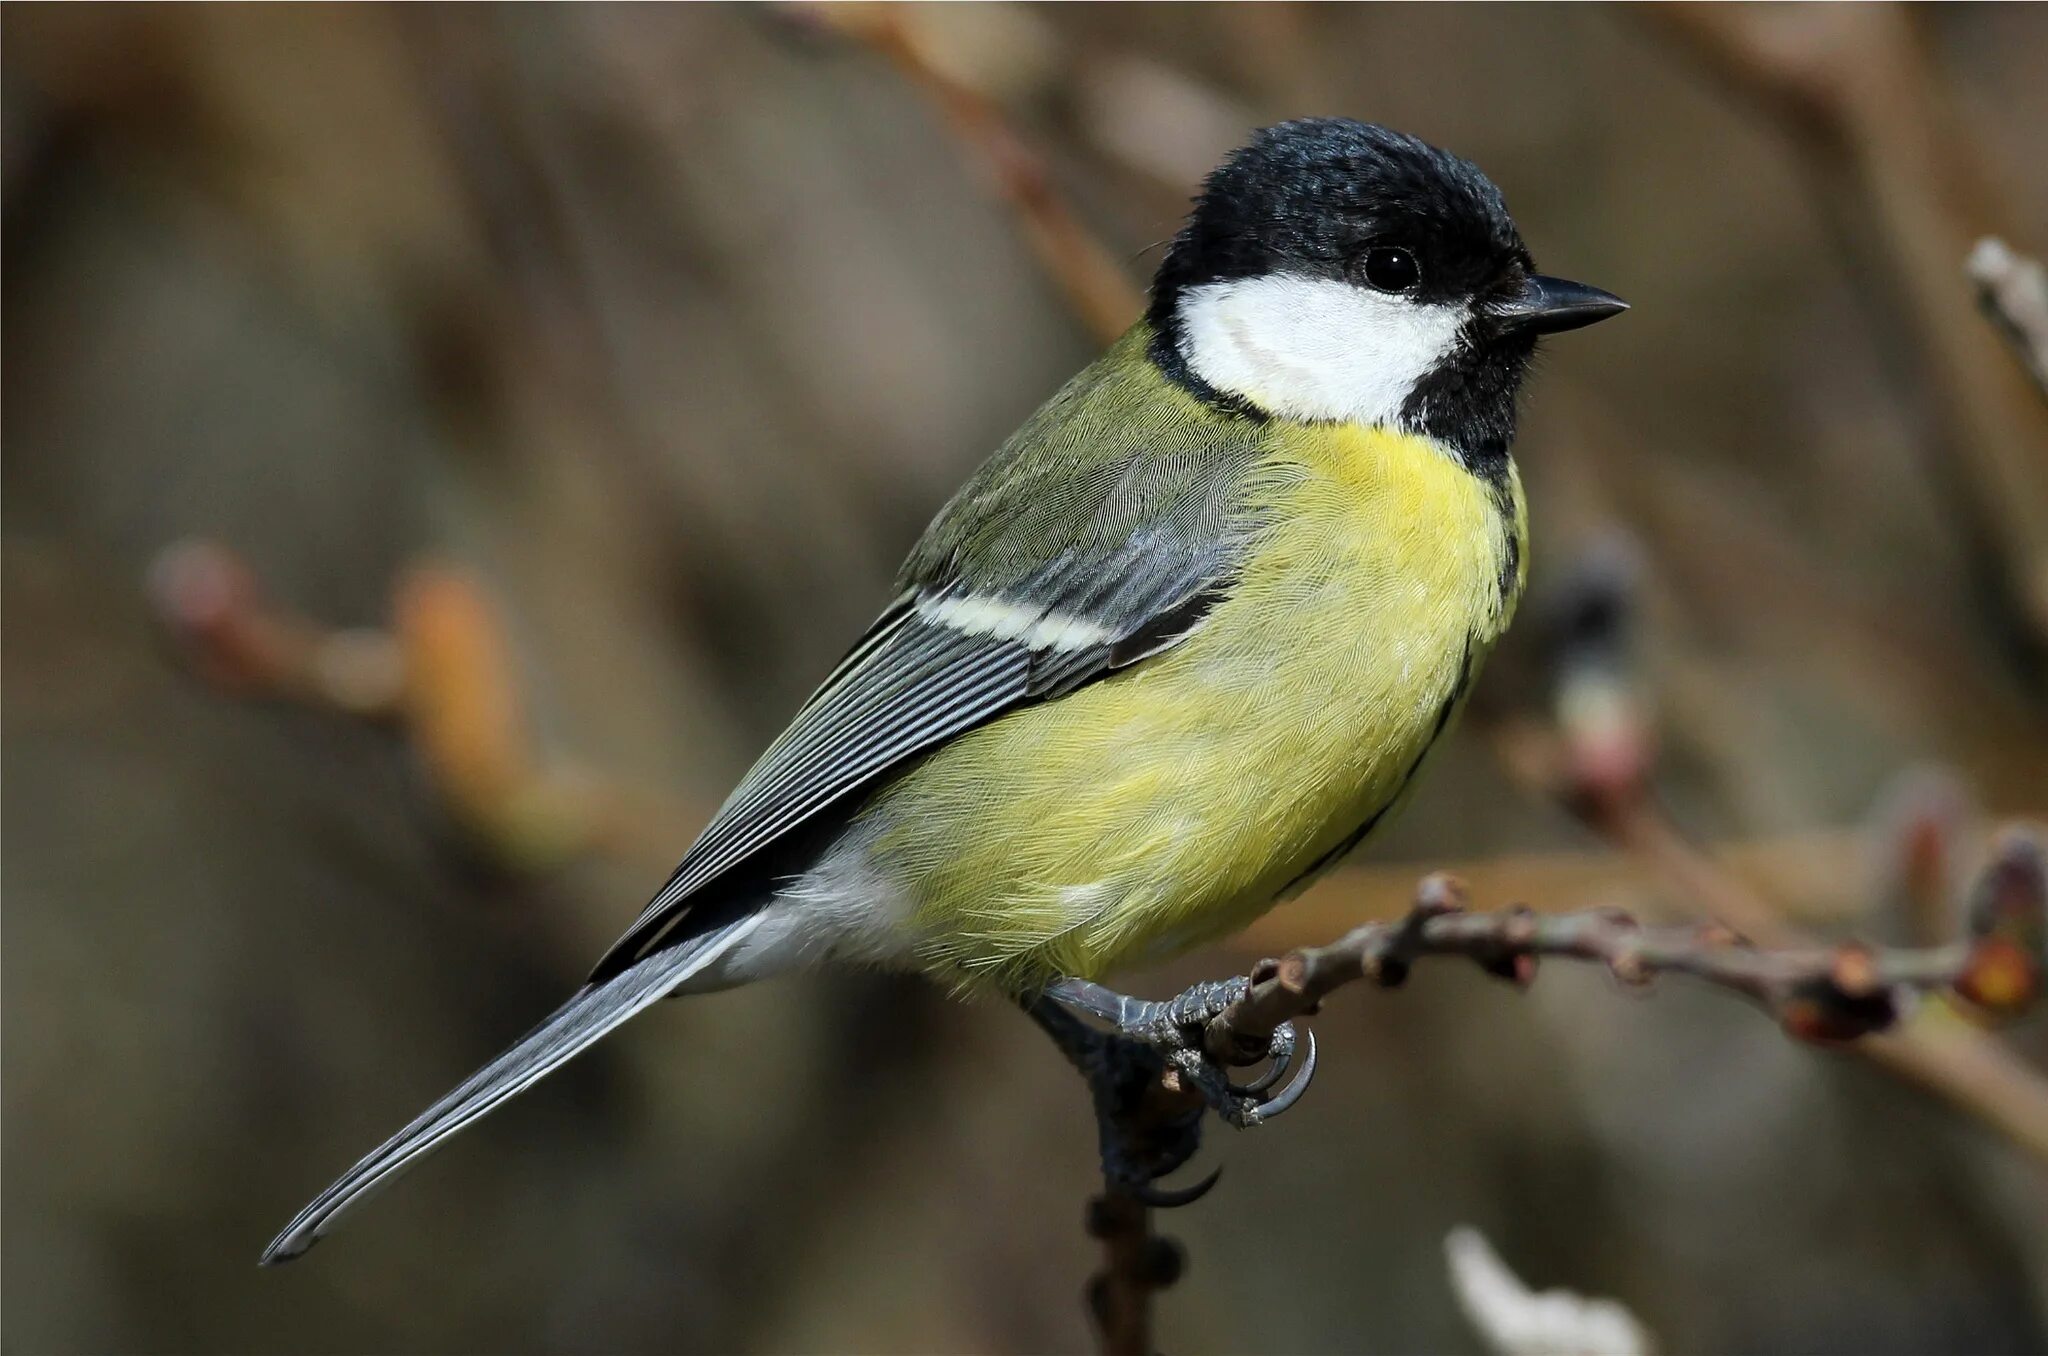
[148,539,704,870]
[1969,237,2048,399]
[1242,828,1893,946]
[1498,537,2048,1163]
[1085,1189,1183,1356]
[1090,841,2040,1352]
[1866,766,1979,948]
[795,2,1143,346]
[1204,855,2042,1071]
[147,540,405,719]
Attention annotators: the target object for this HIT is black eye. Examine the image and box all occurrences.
[1362,246,1420,292]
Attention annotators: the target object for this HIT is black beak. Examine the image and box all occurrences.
[1490,275,1628,336]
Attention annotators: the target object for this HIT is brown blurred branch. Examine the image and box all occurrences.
[148,539,704,870]
[1643,1,2048,650]
[148,540,406,719]
[1250,828,1878,946]
[1587,778,2048,1165]
[796,1,1142,345]
[1501,537,2048,1163]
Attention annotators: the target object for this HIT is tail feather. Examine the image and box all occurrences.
[260,915,761,1265]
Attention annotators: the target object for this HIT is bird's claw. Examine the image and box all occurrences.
[1242,1025,1317,1122]
[1168,1024,1318,1127]
[1126,978,1320,1126]
[1125,1164,1223,1209]
[1225,1019,1300,1096]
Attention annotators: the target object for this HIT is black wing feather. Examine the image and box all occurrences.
[589,611,1035,978]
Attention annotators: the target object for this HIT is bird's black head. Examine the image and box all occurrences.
[1148,119,1624,473]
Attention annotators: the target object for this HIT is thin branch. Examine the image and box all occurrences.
[1492,540,2048,1164]
[1085,1189,1183,1356]
[1642,2,2048,648]
[1242,828,1887,946]
[1089,842,2040,1354]
[794,2,1143,346]
[1202,855,2042,1074]
[147,538,704,870]
[147,539,405,719]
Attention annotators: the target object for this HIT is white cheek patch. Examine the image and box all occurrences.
[1176,274,1468,427]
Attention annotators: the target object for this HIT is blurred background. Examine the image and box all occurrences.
[5,4,2048,1353]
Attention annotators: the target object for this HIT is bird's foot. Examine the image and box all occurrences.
[1045,976,1319,1128]
[1024,975,1318,1206]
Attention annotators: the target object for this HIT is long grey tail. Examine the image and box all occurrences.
[260,914,762,1265]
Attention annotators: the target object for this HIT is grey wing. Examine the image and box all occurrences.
[588,438,1259,983]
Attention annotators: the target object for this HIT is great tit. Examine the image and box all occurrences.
[264,117,1624,1263]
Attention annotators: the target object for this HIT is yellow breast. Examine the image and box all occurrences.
[866,424,1525,990]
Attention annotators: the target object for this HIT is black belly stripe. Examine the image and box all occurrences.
[1489,479,1521,615]
[1274,637,1476,898]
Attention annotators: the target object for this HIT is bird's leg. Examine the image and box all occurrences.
[1022,994,1218,1207]
[1041,977,1318,1127]
[1021,974,1319,1205]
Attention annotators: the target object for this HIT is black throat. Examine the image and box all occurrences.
[1395,326,1534,490]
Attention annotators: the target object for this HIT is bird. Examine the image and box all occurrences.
[262,116,1625,1264]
